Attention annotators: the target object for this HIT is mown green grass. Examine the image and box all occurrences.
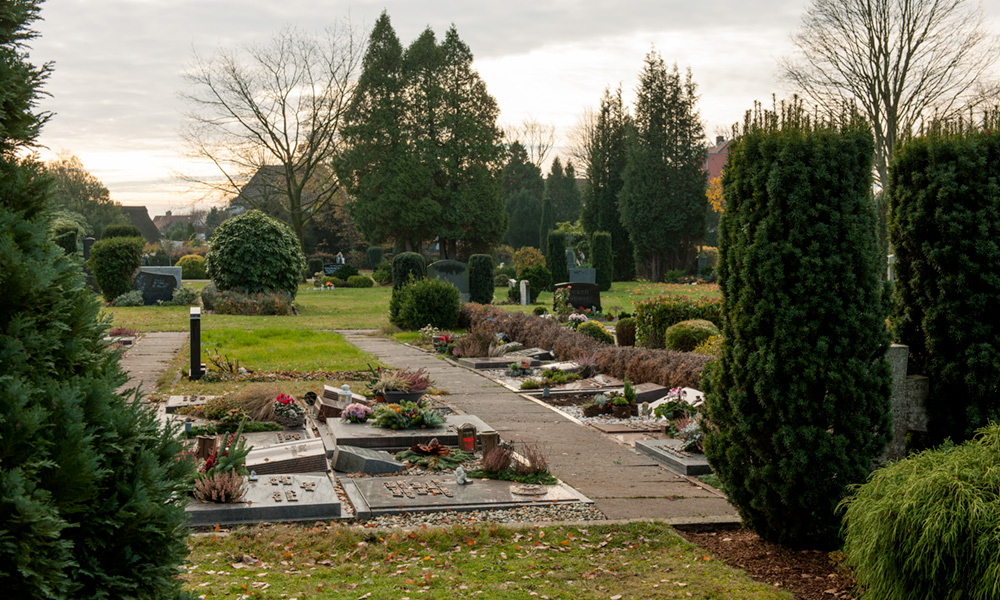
[201,328,376,372]
[183,521,790,600]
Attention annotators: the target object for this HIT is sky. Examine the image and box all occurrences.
[29,0,1000,217]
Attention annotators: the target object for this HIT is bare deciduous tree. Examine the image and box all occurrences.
[180,24,363,248]
[780,0,1000,187]
[567,107,597,177]
[504,116,555,169]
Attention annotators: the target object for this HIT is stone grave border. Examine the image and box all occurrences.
[634,439,711,476]
[185,472,342,527]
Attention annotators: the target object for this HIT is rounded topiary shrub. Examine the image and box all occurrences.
[88,236,144,302]
[393,277,460,330]
[372,268,391,286]
[100,223,142,240]
[468,254,494,304]
[333,264,359,280]
[494,272,511,288]
[615,317,637,347]
[664,319,720,352]
[175,254,207,279]
[518,264,551,303]
[307,257,324,277]
[346,274,374,288]
[204,209,305,299]
[842,424,1000,600]
[392,252,426,291]
[577,321,614,345]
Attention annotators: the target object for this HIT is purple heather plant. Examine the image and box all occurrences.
[341,403,373,423]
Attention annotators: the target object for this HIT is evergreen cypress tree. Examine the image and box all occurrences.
[581,87,634,281]
[546,230,569,287]
[591,231,613,291]
[703,102,891,549]
[503,142,544,248]
[1,3,193,597]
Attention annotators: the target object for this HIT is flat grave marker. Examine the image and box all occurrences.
[323,414,496,453]
[165,395,213,414]
[634,439,711,476]
[246,438,328,475]
[185,473,340,526]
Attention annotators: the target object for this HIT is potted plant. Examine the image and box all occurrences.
[273,393,305,428]
[368,368,433,403]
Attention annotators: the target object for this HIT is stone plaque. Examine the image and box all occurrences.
[134,270,177,305]
[185,473,339,526]
[246,438,327,475]
[568,267,596,284]
[554,282,601,311]
[334,446,405,475]
[427,259,470,302]
[138,266,182,287]
[634,439,711,476]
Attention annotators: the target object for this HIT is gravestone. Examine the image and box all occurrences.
[185,473,340,526]
[568,268,596,284]
[134,270,177,305]
[323,414,496,453]
[882,344,930,461]
[245,438,327,475]
[457,356,540,370]
[138,266,182,288]
[334,446,405,475]
[323,264,341,276]
[519,280,530,305]
[428,259,470,302]
[554,282,601,311]
[635,439,711,476]
[165,395,212,414]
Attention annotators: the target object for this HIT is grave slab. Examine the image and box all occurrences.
[589,421,662,434]
[323,415,496,453]
[241,430,311,450]
[165,395,213,414]
[342,474,592,520]
[185,473,340,526]
[544,361,580,373]
[246,438,328,475]
[334,446,406,475]
[458,357,540,370]
[510,348,555,361]
[634,439,712,476]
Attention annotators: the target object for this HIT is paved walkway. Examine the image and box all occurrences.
[118,331,187,395]
[339,331,738,525]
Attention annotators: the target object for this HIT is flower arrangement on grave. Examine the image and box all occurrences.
[193,418,251,503]
[418,324,440,345]
[394,438,471,471]
[467,443,558,485]
[567,312,588,328]
[553,286,571,316]
[340,403,373,424]
[371,401,445,430]
[366,366,433,398]
[273,393,305,427]
[653,388,704,450]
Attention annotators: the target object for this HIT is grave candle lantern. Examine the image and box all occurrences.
[457,423,477,452]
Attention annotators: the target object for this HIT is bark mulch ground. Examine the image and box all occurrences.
[676,528,857,600]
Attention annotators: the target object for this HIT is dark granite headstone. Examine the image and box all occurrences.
[323,264,343,276]
[555,282,601,311]
[134,271,177,305]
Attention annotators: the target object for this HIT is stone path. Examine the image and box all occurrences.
[339,331,739,526]
[118,331,187,395]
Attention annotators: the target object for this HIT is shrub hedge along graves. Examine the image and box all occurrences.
[1,4,193,597]
[634,294,722,348]
[99,223,142,239]
[468,253,494,304]
[703,104,891,549]
[393,277,460,330]
[205,209,305,299]
[591,231,613,291]
[87,235,144,302]
[889,118,1000,443]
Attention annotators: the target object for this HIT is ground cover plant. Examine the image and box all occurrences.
[183,521,792,599]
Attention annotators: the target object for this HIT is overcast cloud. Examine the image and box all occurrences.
[29,0,1000,215]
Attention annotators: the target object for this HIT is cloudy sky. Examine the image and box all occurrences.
[30,0,1000,217]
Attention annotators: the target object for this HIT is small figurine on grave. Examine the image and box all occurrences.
[455,466,469,485]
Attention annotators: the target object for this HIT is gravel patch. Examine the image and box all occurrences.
[361,503,607,528]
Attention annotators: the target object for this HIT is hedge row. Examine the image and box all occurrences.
[460,303,711,389]
[634,294,723,348]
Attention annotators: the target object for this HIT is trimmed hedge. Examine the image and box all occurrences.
[546,230,569,288]
[592,231,613,291]
[615,317,636,347]
[205,210,305,299]
[346,274,374,288]
[100,224,142,239]
[53,226,77,254]
[88,236,144,302]
[392,252,426,291]
[175,254,207,279]
[461,303,710,389]
[664,319,720,352]
[577,321,614,344]
[634,294,722,348]
[366,246,383,269]
[889,123,1000,443]
[703,104,890,549]
[393,277,460,330]
[307,257,324,277]
[215,290,293,315]
[468,254,494,305]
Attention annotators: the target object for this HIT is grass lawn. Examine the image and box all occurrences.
[494,282,719,317]
[183,521,790,600]
[201,328,376,372]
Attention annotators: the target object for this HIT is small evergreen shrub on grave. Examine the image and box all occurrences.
[664,319,720,352]
[533,306,547,316]
[393,277,460,330]
[112,289,144,307]
[307,257,324,277]
[842,424,1000,600]
[215,289,294,315]
[392,252,426,292]
[634,294,722,348]
[691,334,723,357]
[577,320,614,344]
[205,209,305,299]
[889,120,1000,443]
[333,263,360,280]
[468,254,495,304]
[158,286,199,306]
[201,281,218,310]
[346,274,374,288]
[53,226,77,254]
[99,223,142,239]
[175,253,207,279]
[494,272,511,288]
[615,317,637,347]
[546,230,569,287]
[592,231,613,291]
[87,235,144,302]
[372,268,391,286]
[366,245,383,269]
[518,264,551,303]
[703,103,891,549]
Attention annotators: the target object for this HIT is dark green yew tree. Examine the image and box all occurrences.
[546,230,569,287]
[889,116,1000,443]
[703,102,891,549]
[1,2,194,597]
[591,231,613,291]
[503,142,544,249]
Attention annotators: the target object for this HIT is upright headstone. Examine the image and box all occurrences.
[555,282,600,311]
[519,279,531,305]
[138,266,182,288]
[427,259,470,302]
[133,270,177,305]
[568,267,596,284]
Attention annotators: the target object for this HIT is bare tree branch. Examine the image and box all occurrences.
[178,23,364,247]
[503,116,555,169]
[780,0,1000,187]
